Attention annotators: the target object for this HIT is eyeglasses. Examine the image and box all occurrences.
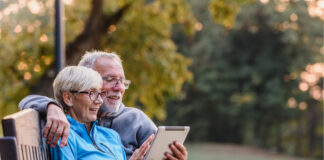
[102,76,131,89]
[70,90,107,101]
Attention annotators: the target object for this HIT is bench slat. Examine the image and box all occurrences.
[1,109,49,160]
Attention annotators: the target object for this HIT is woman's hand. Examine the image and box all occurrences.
[129,134,155,160]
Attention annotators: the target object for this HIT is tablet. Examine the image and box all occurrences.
[145,126,190,160]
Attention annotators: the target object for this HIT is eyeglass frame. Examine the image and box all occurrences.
[102,76,131,89]
[70,90,107,101]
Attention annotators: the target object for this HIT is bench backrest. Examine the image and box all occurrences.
[0,109,49,160]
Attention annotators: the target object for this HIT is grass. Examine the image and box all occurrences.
[186,143,311,160]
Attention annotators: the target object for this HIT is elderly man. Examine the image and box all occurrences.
[19,50,188,160]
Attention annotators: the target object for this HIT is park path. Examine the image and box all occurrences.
[186,143,310,160]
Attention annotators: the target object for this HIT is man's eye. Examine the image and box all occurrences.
[106,78,115,82]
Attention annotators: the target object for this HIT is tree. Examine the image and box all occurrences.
[0,0,197,121]
[0,0,253,122]
[167,0,323,158]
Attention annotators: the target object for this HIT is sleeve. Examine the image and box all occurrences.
[18,95,62,117]
[137,111,157,147]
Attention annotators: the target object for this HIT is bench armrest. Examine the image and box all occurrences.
[0,136,19,160]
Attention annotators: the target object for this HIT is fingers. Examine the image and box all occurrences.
[60,127,69,148]
[143,134,155,145]
[137,143,150,159]
[137,135,154,157]
[169,143,182,160]
[46,120,58,146]
[164,152,177,160]
[52,125,64,147]
[43,120,52,138]
[173,142,187,157]
[130,148,147,160]
[129,134,155,160]
[43,104,70,148]
[165,141,188,160]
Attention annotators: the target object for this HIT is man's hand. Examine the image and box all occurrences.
[164,141,188,160]
[43,104,70,148]
[129,134,155,160]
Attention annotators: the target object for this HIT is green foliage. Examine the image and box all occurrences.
[0,0,54,119]
[0,0,198,121]
[209,0,256,28]
[167,0,323,158]
[99,0,197,120]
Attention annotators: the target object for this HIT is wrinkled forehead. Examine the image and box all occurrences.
[88,84,102,91]
[93,57,125,78]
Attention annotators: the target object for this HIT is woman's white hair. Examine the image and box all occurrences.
[78,50,123,68]
[53,66,102,111]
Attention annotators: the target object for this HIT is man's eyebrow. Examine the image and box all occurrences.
[102,74,116,77]
[103,75,126,79]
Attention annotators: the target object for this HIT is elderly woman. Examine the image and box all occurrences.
[50,66,126,159]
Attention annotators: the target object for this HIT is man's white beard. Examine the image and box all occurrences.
[102,98,121,113]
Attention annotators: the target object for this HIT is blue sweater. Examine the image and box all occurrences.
[19,95,157,159]
[50,115,126,160]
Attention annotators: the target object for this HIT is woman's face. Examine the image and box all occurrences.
[68,85,103,124]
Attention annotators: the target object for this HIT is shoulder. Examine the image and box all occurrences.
[122,106,157,130]
[122,106,149,118]
[66,129,78,144]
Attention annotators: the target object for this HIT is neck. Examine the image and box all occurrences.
[67,112,92,133]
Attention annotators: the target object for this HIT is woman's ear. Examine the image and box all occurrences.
[62,92,73,107]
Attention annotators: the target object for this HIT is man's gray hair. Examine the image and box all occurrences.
[53,66,103,112]
[78,50,123,68]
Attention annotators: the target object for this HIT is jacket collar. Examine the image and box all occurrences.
[66,114,98,137]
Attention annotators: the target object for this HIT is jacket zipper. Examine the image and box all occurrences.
[100,143,118,160]
[87,125,118,160]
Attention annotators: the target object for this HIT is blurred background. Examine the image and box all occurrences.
[0,0,323,159]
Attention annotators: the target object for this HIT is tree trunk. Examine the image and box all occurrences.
[307,101,318,157]
[275,121,283,152]
[30,0,131,96]
[65,0,131,65]
[295,112,303,156]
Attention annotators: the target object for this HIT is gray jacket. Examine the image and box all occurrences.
[19,95,157,159]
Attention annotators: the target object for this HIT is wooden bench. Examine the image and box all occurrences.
[0,109,49,160]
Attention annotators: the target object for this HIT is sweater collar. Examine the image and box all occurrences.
[98,103,125,118]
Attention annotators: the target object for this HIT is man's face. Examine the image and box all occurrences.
[92,57,125,113]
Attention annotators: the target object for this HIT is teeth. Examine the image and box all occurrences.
[108,96,119,99]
